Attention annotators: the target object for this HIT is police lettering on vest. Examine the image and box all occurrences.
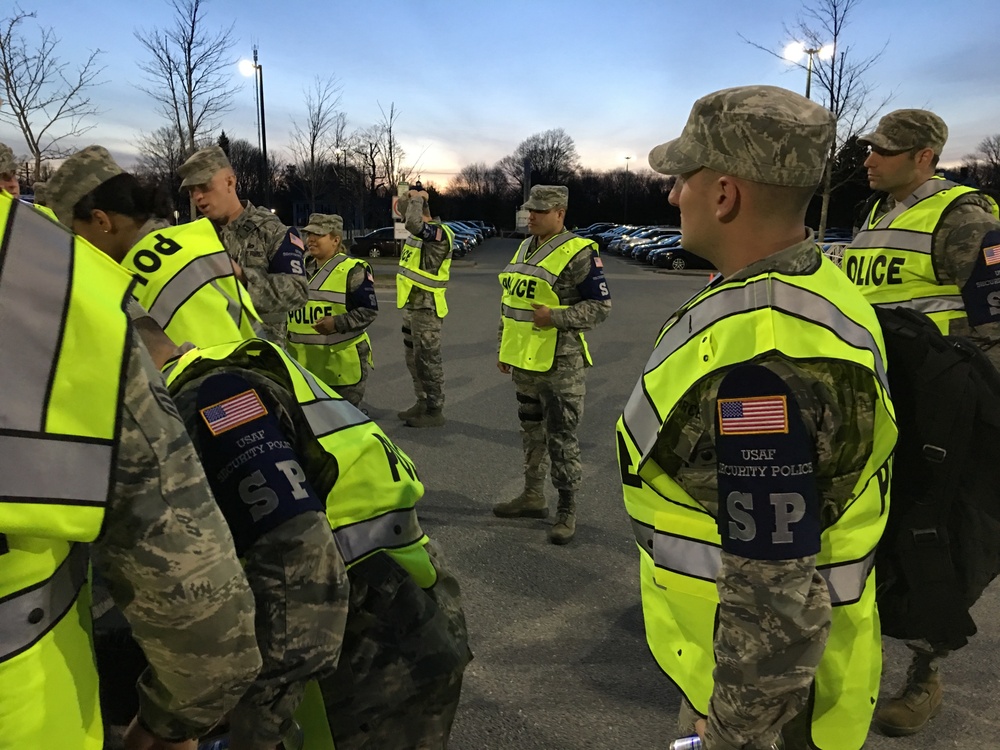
[500,276,539,299]
[131,232,183,281]
[289,305,335,325]
[842,254,905,287]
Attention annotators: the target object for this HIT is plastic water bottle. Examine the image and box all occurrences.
[197,737,229,750]
[280,720,305,750]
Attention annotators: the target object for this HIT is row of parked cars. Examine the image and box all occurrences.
[347,220,497,259]
[574,223,855,270]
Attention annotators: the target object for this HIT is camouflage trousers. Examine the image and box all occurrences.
[678,699,791,749]
[318,541,472,750]
[512,352,587,492]
[334,339,373,408]
[402,306,445,411]
[229,513,350,749]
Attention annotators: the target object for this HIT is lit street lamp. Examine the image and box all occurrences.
[239,47,269,206]
[624,155,632,223]
[783,41,834,100]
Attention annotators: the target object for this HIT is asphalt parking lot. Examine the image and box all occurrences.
[364,237,1000,750]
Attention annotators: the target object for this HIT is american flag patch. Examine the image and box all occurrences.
[718,395,788,435]
[434,227,443,242]
[200,390,268,435]
[366,270,374,282]
[289,231,305,251]
[594,256,604,268]
[983,244,1000,266]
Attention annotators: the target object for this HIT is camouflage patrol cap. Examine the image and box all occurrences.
[302,213,344,237]
[178,146,232,188]
[0,143,15,176]
[521,185,569,211]
[648,85,835,187]
[858,109,948,154]
[45,145,124,226]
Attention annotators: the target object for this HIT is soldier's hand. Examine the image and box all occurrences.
[694,719,707,744]
[531,303,553,328]
[497,360,511,374]
[123,718,197,750]
[312,316,337,335]
[408,189,429,201]
[231,258,246,284]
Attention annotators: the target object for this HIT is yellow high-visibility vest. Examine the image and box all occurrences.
[498,232,594,371]
[843,177,1000,333]
[0,195,132,749]
[617,251,897,750]
[124,219,262,346]
[287,254,373,387]
[396,223,454,317]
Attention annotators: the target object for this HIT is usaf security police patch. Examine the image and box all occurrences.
[715,365,821,561]
[962,230,1000,326]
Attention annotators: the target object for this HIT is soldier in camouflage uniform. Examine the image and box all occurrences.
[493,185,611,544]
[0,142,20,198]
[617,86,897,750]
[179,146,308,345]
[844,110,1000,737]
[291,212,378,408]
[396,189,452,427]
[0,193,262,750]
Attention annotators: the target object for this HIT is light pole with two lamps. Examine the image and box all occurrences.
[783,41,834,100]
[238,47,270,207]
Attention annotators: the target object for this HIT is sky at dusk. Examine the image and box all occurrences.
[4,0,1000,188]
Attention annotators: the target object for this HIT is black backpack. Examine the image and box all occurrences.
[874,306,1000,649]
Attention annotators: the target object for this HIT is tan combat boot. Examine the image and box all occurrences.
[397,399,426,420]
[405,407,445,428]
[548,490,576,544]
[493,488,548,518]
[873,652,943,736]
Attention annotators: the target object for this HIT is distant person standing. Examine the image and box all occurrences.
[288,213,378,407]
[842,108,1000,738]
[396,186,454,428]
[493,185,611,544]
[0,143,20,198]
[178,146,308,346]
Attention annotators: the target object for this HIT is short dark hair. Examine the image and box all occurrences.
[72,173,173,223]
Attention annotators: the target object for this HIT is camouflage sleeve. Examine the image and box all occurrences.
[934,199,1000,367]
[334,263,379,334]
[403,195,427,236]
[91,335,261,741]
[241,218,309,316]
[549,247,611,332]
[655,357,877,748]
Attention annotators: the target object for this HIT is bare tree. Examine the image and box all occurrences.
[135,0,239,155]
[963,134,1000,192]
[0,9,104,177]
[375,102,408,187]
[497,128,580,193]
[135,125,187,181]
[742,0,891,237]
[289,75,343,213]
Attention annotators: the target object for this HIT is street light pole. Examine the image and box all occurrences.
[240,48,270,207]
[783,41,834,100]
[624,155,632,223]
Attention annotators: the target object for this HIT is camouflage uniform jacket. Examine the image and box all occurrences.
[496,234,612,360]
[650,237,879,749]
[871,188,1000,368]
[91,333,262,741]
[403,199,452,311]
[217,201,308,340]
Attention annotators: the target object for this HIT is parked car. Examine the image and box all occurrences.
[574,222,617,239]
[644,235,685,264]
[348,227,404,258]
[653,246,714,271]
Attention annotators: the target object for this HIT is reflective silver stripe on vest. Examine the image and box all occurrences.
[312,290,348,305]
[516,232,577,265]
[148,251,234,326]
[334,508,423,565]
[875,296,965,315]
[0,434,114,504]
[622,278,889,460]
[631,518,873,605]
[311,255,350,290]
[209,278,243,327]
[292,360,371,436]
[500,263,560,286]
[0,203,73,431]
[0,543,88,663]
[847,229,932,254]
[873,178,955,227]
[501,304,535,322]
[287,329,358,346]
[397,267,447,288]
